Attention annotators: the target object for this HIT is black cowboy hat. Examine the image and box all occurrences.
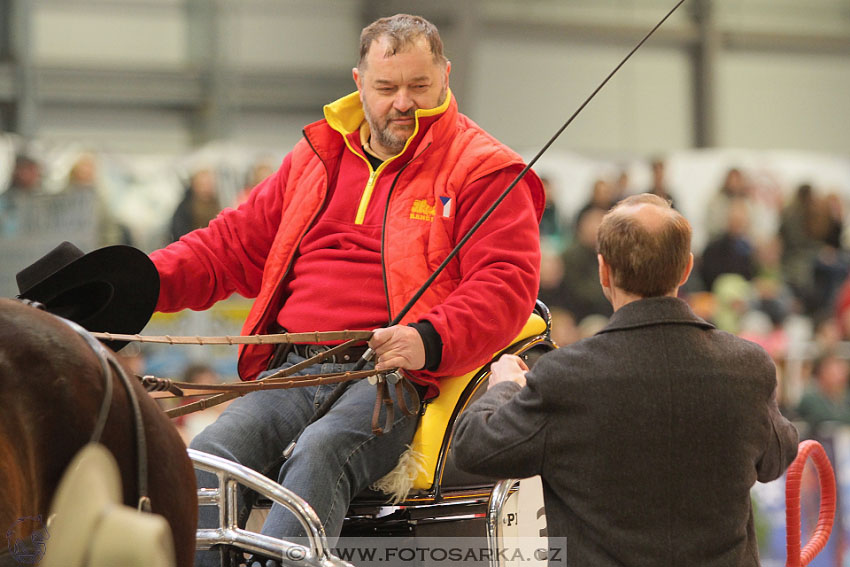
[16,241,160,351]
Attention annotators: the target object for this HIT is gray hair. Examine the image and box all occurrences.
[358,14,447,69]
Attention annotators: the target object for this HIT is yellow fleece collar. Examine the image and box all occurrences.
[323,89,453,139]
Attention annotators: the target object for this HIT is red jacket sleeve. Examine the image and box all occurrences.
[150,154,291,312]
[417,167,542,378]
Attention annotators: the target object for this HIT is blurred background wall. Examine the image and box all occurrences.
[1,0,847,247]
[0,0,848,154]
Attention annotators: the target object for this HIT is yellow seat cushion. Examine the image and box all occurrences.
[410,313,547,490]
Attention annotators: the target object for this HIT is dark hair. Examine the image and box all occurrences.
[358,14,447,69]
[597,193,691,297]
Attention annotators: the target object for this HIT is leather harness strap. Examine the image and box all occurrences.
[369,372,422,435]
[156,338,374,418]
[59,316,153,513]
[90,326,423,438]
[159,368,381,419]
[371,380,394,435]
[147,335,375,398]
[395,378,421,418]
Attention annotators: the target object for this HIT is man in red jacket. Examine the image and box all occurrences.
[150,14,543,563]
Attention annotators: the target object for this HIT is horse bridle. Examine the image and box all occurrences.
[19,300,152,513]
[68,318,152,512]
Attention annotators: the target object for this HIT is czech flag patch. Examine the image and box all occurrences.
[439,196,452,218]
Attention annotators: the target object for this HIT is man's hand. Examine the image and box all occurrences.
[488,354,529,389]
[369,326,426,371]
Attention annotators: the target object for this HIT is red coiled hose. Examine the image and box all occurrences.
[786,440,836,567]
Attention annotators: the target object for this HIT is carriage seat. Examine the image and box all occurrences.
[369,310,550,502]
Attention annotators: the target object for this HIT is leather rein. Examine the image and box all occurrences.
[92,330,420,435]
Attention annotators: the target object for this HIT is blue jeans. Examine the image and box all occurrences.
[190,352,421,566]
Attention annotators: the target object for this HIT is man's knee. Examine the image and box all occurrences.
[289,425,350,467]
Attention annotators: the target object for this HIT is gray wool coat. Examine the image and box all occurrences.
[454,296,798,567]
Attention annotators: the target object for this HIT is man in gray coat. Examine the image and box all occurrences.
[453,193,798,566]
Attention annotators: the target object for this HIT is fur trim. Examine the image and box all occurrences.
[370,447,427,504]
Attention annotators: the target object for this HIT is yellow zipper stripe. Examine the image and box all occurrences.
[355,169,379,224]
[339,133,386,225]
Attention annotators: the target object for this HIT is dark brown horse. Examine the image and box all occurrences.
[0,298,196,566]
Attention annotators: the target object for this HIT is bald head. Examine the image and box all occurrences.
[597,194,692,297]
[618,201,673,231]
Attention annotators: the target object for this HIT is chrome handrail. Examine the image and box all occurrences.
[486,479,519,567]
[188,449,353,567]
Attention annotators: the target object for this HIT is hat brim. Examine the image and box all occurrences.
[42,444,176,567]
[20,245,159,351]
[42,444,122,567]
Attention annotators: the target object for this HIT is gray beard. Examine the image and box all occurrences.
[371,118,409,155]
[365,85,448,156]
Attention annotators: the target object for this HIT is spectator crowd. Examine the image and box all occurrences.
[540,159,850,437]
[3,146,850,439]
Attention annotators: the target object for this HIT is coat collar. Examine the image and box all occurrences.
[322,89,453,138]
[303,89,456,166]
[597,296,714,335]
